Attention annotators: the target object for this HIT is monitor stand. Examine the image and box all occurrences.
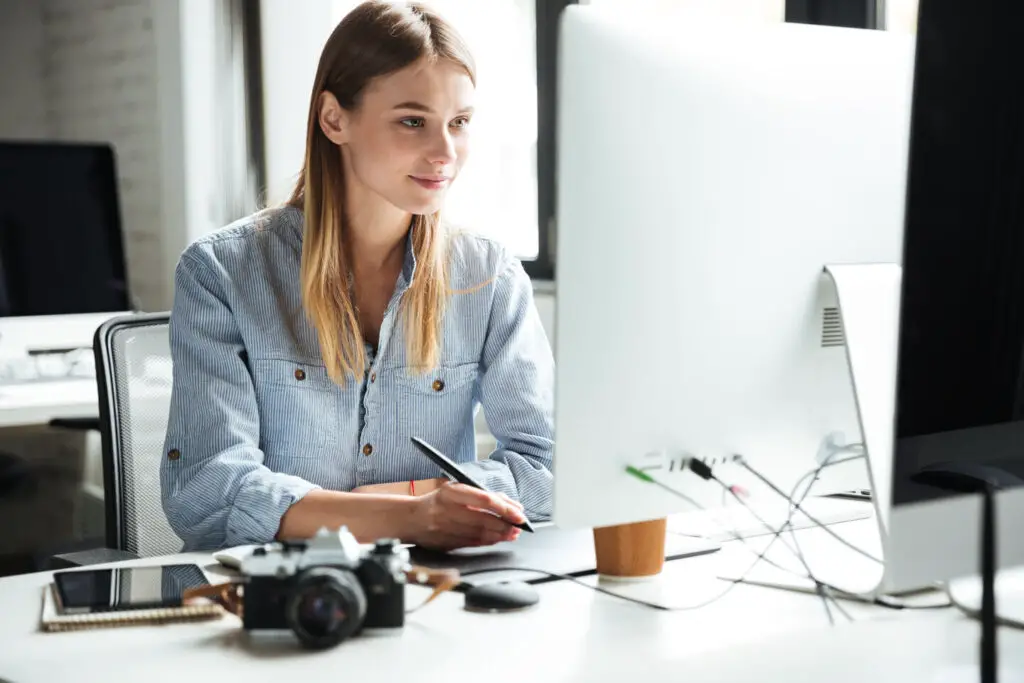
[950,569,1024,630]
[716,265,904,601]
[821,263,901,570]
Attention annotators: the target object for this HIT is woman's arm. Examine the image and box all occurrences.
[277,489,417,541]
[160,247,414,549]
[352,478,446,496]
[463,256,555,520]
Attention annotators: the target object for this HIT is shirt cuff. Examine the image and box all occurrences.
[225,471,321,546]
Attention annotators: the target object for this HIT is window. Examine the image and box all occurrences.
[886,0,918,32]
[585,0,784,23]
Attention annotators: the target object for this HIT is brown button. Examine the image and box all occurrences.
[167,449,181,461]
[294,368,306,381]
[370,372,376,383]
[362,443,373,456]
[432,379,445,392]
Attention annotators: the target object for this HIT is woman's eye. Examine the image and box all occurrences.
[400,118,425,128]
[450,116,471,129]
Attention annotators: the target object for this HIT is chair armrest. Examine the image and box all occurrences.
[48,547,140,569]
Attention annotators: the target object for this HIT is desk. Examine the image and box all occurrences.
[2,518,1017,683]
[0,311,117,428]
[0,379,98,428]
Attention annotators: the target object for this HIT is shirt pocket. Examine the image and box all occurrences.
[382,362,480,445]
[251,358,340,458]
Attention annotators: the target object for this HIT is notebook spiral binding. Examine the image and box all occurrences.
[40,583,226,633]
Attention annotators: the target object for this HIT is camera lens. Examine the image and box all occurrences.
[285,567,367,650]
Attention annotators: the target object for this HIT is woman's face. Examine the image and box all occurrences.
[321,58,475,216]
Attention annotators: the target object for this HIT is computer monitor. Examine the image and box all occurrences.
[885,0,1024,593]
[0,141,132,352]
[552,7,915,530]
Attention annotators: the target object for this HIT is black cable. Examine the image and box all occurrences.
[782,456,854,622]
[646,453,870,619]
[719,456,950,613]
[458,567,742,612]
[712,480,838,622]
[685,451,860,621]
[464,455,949,617]
[459,451,864,616]
[710,463,853,622]
[734,457,883,565]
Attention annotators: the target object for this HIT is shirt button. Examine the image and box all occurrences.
[362,444,373,456]
[432,379,445,392]
[167,449,181,461]
[370,372,376,383]
[294,368,306,381]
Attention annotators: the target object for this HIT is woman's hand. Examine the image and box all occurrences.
[404,482,527,550]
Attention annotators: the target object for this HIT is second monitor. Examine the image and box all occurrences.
[553,8,915,529]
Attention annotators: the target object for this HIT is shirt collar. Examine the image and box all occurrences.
[397,221,418,291]
[289,205,418,289]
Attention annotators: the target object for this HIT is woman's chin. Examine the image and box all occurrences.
[401,198,446,217]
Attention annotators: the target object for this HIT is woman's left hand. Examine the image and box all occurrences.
[352,478,446,496]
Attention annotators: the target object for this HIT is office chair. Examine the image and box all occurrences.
[50,313,182,567]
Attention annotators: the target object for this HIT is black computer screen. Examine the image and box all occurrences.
[892,0,1024,504]
[0,141,130,317]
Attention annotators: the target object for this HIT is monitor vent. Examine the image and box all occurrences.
[821,307,846,347]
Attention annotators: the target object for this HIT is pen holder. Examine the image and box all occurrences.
[592,517,667,580]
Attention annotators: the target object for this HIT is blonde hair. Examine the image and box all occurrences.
[287,1,476,382]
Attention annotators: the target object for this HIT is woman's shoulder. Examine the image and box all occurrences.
[446,228,526,291]
[180,205,303,269]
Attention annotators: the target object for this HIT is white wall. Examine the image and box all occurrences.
[0,3,51,140]
[259,0,336,206]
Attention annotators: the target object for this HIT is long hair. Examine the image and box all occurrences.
[287,1,476,382]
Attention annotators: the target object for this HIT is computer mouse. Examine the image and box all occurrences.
[463,581,540,613]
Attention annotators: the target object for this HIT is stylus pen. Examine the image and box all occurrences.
[410,436,535,533]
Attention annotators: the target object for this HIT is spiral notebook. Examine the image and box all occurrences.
[39,582,225,633]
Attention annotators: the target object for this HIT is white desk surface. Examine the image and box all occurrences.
[1,518,1020,683]
[0,379,98,428]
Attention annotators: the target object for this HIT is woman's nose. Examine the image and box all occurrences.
[427,130,457,166]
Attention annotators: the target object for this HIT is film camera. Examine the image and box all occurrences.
[238,527,409,649]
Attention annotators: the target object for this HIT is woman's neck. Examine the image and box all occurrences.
[343,160,411,277]
[346,210,409,277]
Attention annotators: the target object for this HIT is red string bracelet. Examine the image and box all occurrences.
[409,480,416,496]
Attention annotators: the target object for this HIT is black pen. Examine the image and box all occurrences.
[410,436,535,533]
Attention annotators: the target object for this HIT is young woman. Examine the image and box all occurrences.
[160,1,553,552]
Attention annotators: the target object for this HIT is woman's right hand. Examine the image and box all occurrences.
[405,482,527,550]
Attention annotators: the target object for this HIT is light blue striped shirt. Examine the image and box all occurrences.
[160,206,554,551]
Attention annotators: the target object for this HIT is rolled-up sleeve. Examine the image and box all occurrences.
[462,255,554,520]
[160,248,320,550]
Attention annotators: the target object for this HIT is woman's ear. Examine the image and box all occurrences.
[318,91,349,145]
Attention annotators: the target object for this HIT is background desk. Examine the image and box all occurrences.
[2,518,1016,683]
[0,379,98,429]
[0,378,102,575]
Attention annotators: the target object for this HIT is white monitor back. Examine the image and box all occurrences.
[553,7,915,529]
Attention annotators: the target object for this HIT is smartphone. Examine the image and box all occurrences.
[52,564,210,615]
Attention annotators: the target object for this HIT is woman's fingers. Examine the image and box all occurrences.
[439,483,527,524]
[498,492,525,510]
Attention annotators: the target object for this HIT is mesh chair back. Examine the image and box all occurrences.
[95,313,182,556]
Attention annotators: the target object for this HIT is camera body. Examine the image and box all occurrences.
[238,527,408,649]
